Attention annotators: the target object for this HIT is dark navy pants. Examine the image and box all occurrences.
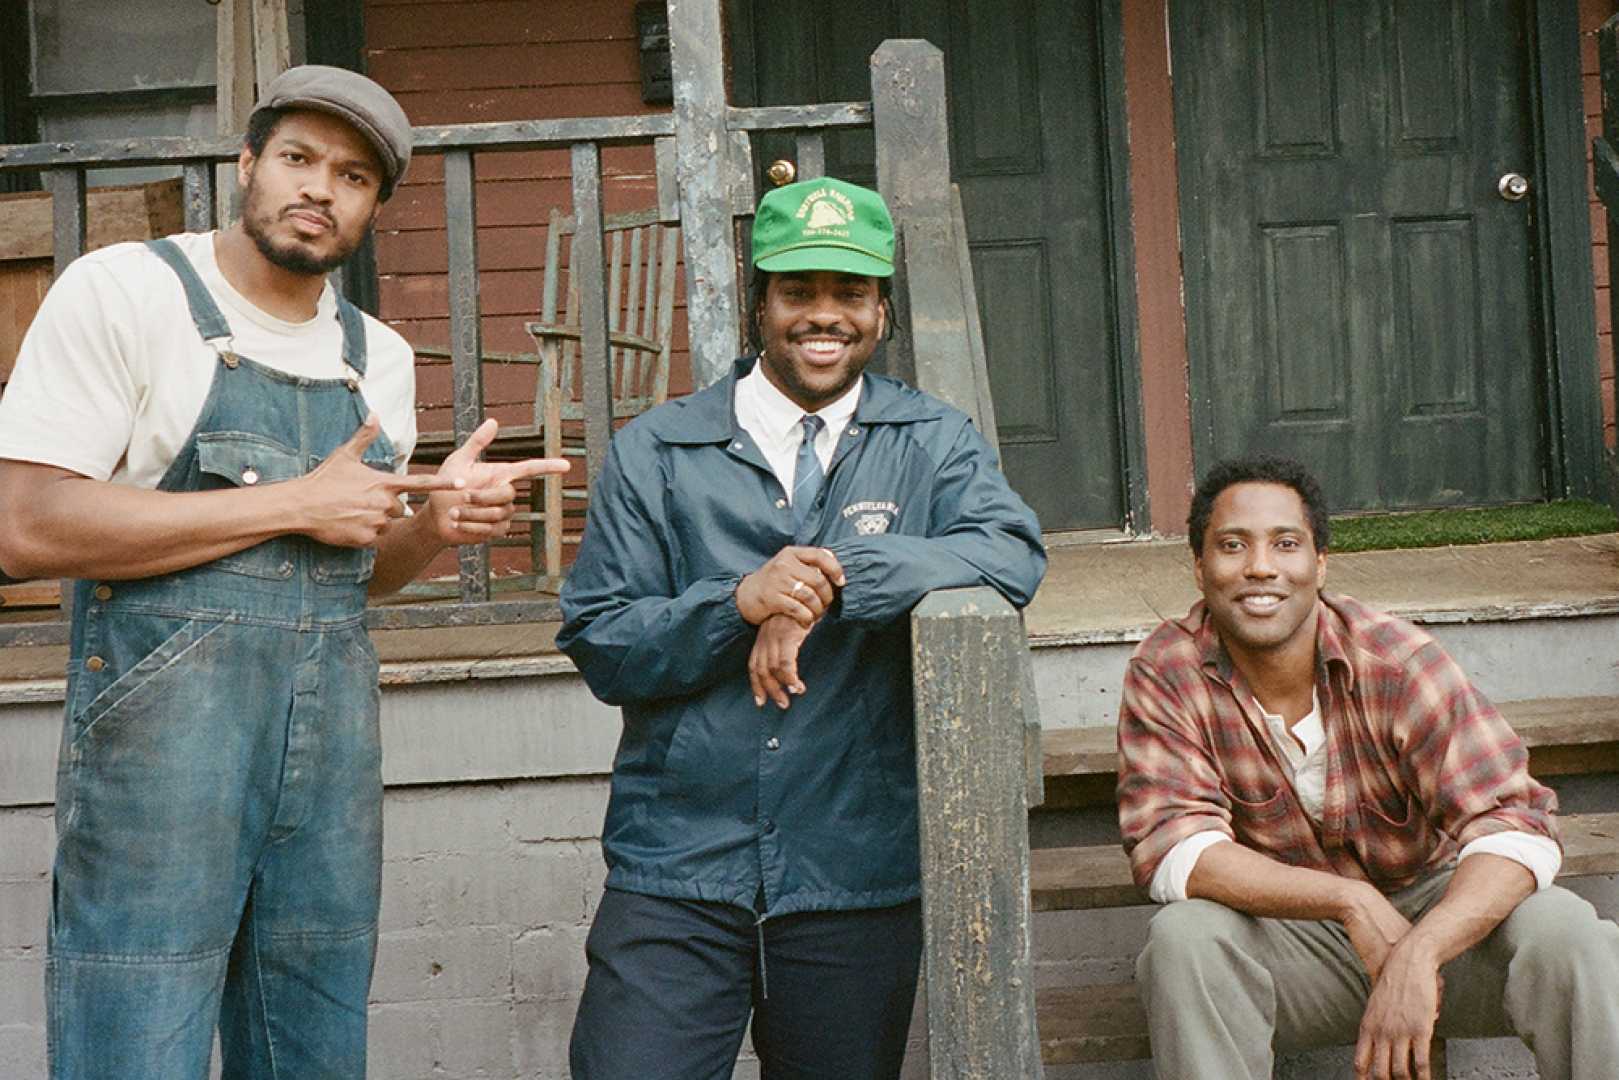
[570,888,923,1079]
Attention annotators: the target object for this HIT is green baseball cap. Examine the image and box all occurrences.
[751,177,894,278]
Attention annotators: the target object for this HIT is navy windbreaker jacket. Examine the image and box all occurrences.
[557,359,1046,917]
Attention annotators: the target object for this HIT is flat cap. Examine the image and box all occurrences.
[252,65,412,192]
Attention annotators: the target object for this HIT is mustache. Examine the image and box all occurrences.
[280,203,336,227]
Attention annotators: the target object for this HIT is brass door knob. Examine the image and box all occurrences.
[766,160,797,187]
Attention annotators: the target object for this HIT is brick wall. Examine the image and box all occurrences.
[1583,0,1617,450]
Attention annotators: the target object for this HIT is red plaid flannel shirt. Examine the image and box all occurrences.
[1117,593,1559,893]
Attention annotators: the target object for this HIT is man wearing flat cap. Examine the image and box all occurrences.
[0,66,564,1078]
[558,176,1046,1078]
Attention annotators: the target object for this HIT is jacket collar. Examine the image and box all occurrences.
[655,355,938,445]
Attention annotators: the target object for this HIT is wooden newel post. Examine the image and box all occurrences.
[870,41,984,430]
[668,0,742,388]
[911,587,1044,1080]
[1598,15,1619,513]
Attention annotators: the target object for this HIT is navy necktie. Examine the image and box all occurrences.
[792,414,825,531]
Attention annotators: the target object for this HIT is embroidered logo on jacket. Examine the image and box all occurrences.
[841,499,899,535]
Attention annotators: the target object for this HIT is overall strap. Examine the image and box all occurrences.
[334,293,369,377]
[144,238,234,347]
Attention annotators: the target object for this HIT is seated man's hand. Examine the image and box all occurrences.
[749,614,812,709]
[1354,936,1443,1080]
[1341,883,1413,982]
[736,546,845,627]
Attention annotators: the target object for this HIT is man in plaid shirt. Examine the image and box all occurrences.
[1117,455,1619,1080]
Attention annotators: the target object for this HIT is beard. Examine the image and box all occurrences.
[239,176,366,276]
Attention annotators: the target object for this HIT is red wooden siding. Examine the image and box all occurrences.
[364,0,687,580]
[1583,0,1617,450]
[365,0,691,443]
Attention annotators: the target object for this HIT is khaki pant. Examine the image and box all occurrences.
[1137,868,1619,1080]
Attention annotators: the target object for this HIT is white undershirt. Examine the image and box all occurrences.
[0,232,417,487]
[1148,692,1562,902]
[731,359,860,501]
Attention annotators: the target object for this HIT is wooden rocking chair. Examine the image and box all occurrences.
[412,207,679,588]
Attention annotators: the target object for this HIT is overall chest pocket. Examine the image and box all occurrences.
[196,430,392,584]
[305,438,395,584]
[196,432,305,580]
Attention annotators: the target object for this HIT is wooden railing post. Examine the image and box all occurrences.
[912,587,1044,1080]
[571,142,614,486]
[444,149,490,602]
[47,168,87,280]
[668,0,741,387]
[870,41,983,428]
[47,166,87,622]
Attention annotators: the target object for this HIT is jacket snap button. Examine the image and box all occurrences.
[85,656,106,673]
[241,467,260,485]
[93,585,112,601]
[766,737,780,751]
[775,498,786,510]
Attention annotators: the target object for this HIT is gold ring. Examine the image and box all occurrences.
[791,580,808,597]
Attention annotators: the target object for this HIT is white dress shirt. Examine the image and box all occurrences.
[732,358,861,502]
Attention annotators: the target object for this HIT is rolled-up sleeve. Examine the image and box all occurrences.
[1392,640,1560,851]
[1117,660,1236,888]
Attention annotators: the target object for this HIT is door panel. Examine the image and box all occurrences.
[1174,0,1544,511]
[737,0,1126,530]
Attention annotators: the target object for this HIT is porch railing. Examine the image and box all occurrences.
[0,38,991,636]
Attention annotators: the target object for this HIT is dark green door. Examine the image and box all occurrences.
[733,0,1128,531]
[1172,0,1546,511]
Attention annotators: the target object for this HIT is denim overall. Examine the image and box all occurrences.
[46,239,395,1079]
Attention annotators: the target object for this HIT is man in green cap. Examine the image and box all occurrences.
[557,176,1046,1078]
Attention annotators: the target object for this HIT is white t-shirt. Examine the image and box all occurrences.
[0,232,417,487]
